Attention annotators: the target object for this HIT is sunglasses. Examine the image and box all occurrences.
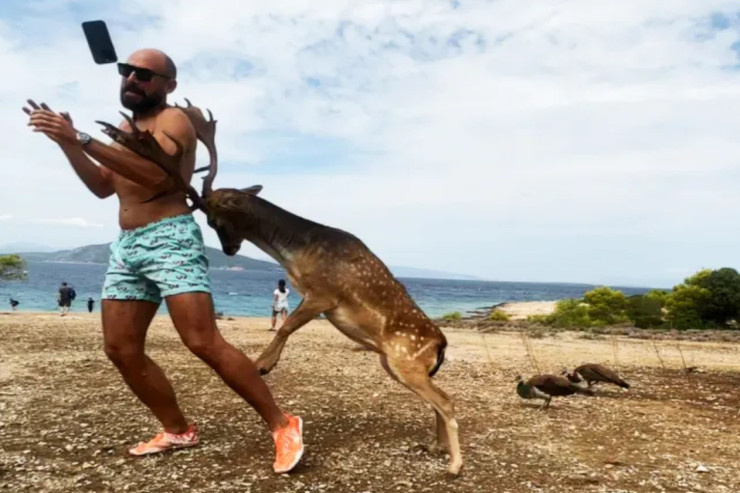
[117,63,171,82]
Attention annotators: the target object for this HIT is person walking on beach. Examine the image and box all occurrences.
[23,48,303,473]
[270,280,290,331]
[87,297,95,313]
[58,282,76,316]
[9,298,19,311]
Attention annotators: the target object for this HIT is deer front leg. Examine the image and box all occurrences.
[255,300,327,375]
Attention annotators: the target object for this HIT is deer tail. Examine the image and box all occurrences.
[428,340,447,378]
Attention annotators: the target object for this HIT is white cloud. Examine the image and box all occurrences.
[2,1,740,286]
[0,214,12,221]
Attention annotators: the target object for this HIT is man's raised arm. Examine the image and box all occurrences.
[84,109,196,191]
[24,100,195,194]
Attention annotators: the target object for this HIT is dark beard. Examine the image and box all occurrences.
[120,87,164,114]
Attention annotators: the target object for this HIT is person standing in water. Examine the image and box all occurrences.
[87,297,95,313]
[58,282,76,316]
[270,280,290,331]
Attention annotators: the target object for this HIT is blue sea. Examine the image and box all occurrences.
[0,261,652,318]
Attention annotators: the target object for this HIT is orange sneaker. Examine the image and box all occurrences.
[272,414,304,473]
[128,423,200,456]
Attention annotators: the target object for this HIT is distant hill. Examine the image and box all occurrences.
[6,243,479,280]
[10,243,283,272]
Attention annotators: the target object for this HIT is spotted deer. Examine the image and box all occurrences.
[96,100,463,476]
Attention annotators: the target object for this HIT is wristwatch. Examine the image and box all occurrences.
[76,131,92,147]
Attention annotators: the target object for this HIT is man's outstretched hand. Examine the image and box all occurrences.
[23,99,77,147]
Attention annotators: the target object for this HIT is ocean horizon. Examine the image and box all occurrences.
[0,261,653,318]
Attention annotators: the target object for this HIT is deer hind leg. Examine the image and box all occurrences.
[380,356,462,476]
[434,410,450,454]
[255,299,327,375]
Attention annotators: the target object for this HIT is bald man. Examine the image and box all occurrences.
[24,49,304,474]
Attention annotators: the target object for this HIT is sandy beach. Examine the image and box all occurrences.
[495,301,557,320]
[1,311,739,492]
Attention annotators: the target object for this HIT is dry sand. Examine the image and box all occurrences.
[1,311,739,492]
[495,301,557,320]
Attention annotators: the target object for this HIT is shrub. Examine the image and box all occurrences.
[489,309,510,322]
[665,284,710,330]
[692,268,740,327]
[543,299,592,328]
[583,286,630,326]
[441,311,462,321]
[626,294,664,329]
[0,255,25,280]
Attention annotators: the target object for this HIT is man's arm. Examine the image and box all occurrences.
[22,105,115,199]
[25,102,195,193]
[59,144,115,198]
[83,110,196,191]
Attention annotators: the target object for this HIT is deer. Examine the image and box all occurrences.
[95,100,463,476]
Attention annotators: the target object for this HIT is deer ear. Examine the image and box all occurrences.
[240,185,263,195]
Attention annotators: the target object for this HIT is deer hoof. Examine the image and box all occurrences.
[256,361,274,375]
[446,461,463,478]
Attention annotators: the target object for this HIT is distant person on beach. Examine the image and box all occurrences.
[9,298,19,311]
[58,282,76,316]
[23,48,302,473]
[87,297,95,313]
[270,280,290,331]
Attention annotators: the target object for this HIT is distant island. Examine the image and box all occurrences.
[1,242,480,280]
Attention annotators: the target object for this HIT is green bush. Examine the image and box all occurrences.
[489,309,510,322]
[0,255,25,280]
[441,311,462,321]
[626,294,664,329]
[690,267,740,327]
[526,314,549,324]
[583,286,630,326]
[543,299,592,328]
[665,284,711,330]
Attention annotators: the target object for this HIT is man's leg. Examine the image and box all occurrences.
[166,292,304,473]
[101,299,189,434]
[166,293,287,431]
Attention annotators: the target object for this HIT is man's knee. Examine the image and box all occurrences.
[104,341,143,368]
[182,332,222,362]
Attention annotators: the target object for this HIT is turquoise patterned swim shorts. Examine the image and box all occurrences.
[102,214,211,304]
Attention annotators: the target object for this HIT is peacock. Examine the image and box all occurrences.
[516,374,594,409]
[563,363,630,389]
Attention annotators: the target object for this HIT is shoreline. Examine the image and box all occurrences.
[0,300,559,318]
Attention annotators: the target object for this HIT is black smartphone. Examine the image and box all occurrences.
[82,20,118,64]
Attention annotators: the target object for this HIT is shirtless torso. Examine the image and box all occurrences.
[106,106,196,229]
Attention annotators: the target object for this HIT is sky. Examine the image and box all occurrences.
[2,1,740,288]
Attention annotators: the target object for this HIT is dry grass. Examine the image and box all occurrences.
[1,312,740,492]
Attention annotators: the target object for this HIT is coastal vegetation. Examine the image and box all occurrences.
[530,267,740,330]
[0,254,25,280]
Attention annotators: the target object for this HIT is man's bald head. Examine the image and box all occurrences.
[120,49,178,114]
[126,49,177,79]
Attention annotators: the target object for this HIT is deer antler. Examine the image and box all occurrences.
[174,98,218,199]
[95,112,208,213]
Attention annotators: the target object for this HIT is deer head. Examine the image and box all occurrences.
[205,185,263,256]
